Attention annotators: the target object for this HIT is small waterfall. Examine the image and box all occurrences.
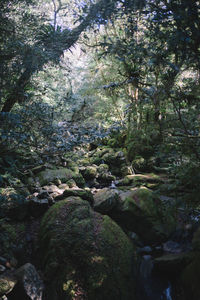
[162,284,173,300]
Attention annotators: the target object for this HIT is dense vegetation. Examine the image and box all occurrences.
[1,0,199,200]
[0,0,200,299]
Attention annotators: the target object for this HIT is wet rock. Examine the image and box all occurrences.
[163,240,183,254]
[39,198,136,300]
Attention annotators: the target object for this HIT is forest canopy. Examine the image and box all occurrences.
[0,0,200,171]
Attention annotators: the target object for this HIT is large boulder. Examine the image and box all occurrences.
[39,198,136,300]
[110,187,175,245]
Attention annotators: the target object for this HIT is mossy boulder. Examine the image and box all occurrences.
[39,198,136,300]
[37,168,85,188]
[110,187,175,244]
[55,188,94,205]
[98,173,116,184]
[97,164,109,173]
[81,166,97,180]
[118,173,164,188]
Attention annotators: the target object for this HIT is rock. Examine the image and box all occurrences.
[93,188,119,213]
[55,188,94,205]
[36,168,85,188]
[12,263,44,300]
[37,168,73,186]
[110,187,175,245]
[66,179,77,188]
[81,166,97,180]
[58,184,69,190]
[0,273,17,296]
[97,164,109,173]
[97,173,116,184]
[154,252,192,274]
[42,185,63,196]
[163,240,183,254]
[118,173,164,187]
[39,198,136,300]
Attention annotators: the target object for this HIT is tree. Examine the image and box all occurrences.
[0,0,128,112]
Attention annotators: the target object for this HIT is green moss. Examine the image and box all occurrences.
[111,187,175,244]
[37,168,75,186]
[39,198,136,300]
[37,168,85,188]
[83,166,97,179]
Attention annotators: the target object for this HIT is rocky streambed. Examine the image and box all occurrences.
[0,145,199,299]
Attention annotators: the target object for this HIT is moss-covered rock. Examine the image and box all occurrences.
[82,166,97,180]
[110,187,175,244]
[118,173,164,188]
[39,198,136,300]
[97,164,109,173]
[55,188,94,205]
[37,168,85,188]
[37,168,74,186]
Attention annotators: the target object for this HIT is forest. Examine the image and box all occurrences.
[0,0,200,299]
